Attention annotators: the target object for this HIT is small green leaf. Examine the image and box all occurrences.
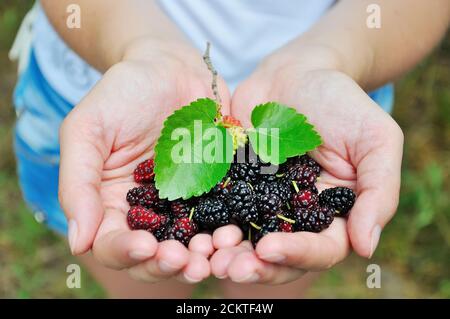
[247,102,322,165]
[154,98,233,200]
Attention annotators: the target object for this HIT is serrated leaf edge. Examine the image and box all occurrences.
[154,98,232,200]
[248,101,322,165]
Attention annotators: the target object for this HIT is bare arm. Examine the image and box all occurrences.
[41,0,198,71]
[263,0,450,90]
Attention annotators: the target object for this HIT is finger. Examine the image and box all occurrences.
[348,122,403,258]
[92,210,158,269]
[255,218,350,270]
[189,233,214,257]
[210,241,252,279]
[227,250,305,285]
[230,78,267,128]
[212,225,243,249]
[127,240,190,283]
[177,252,211,284]
[59,111,109,255]
[215,77,232,116]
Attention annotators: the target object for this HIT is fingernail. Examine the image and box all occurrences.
[68,219,78,255]
[129,250,153,261]
[369,224,382,258]
[159,260,178,273]
[259,254,285,263]
[235,273,260,283]
[216,274,228,279]
[183,273,202,284]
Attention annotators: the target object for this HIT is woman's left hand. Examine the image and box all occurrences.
[211,63,403,284]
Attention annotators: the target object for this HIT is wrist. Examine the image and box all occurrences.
[262,44,342,72]
[121,37,203,68]
[257,43,370,88]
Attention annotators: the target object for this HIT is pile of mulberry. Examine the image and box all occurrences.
[126,147,356,247]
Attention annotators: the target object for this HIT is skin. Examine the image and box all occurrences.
[40,0,450,294]
[212,67,403,284]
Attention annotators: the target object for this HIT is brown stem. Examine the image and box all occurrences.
[203,42,222,111]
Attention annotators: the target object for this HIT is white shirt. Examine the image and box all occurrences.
[32,0,334,105]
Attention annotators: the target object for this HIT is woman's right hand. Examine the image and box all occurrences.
[59,39,230,283]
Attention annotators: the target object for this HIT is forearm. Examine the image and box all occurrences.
[41,0,199,72]
[262,0,449,90]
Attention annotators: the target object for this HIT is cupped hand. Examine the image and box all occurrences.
[211,66,403,284]
[59,42,230,283]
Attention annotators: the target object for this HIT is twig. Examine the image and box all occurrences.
[203,42,222,107]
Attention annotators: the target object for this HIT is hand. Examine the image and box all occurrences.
[211,65,403,284]
[59,40,230,283]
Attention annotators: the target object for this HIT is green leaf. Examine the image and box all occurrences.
[154,98,233,200]
[247,102,322,165]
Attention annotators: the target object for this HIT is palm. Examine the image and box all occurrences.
[93,61,210,232]
[98,63,208,218]
[234,69,375,189]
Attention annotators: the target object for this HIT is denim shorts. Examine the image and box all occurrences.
[13,50,394,236]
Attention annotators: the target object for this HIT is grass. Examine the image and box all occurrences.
[0,1,449,298]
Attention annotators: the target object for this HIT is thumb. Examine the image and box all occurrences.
[59,111,108,255]
[347,122,403,258]
[230,79,267,128]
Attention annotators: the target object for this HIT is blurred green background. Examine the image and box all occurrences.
[0,1,449,298]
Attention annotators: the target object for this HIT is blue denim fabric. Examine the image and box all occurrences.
[13,50,395,236]
[368,83,394,114]
[13,51,72,235]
